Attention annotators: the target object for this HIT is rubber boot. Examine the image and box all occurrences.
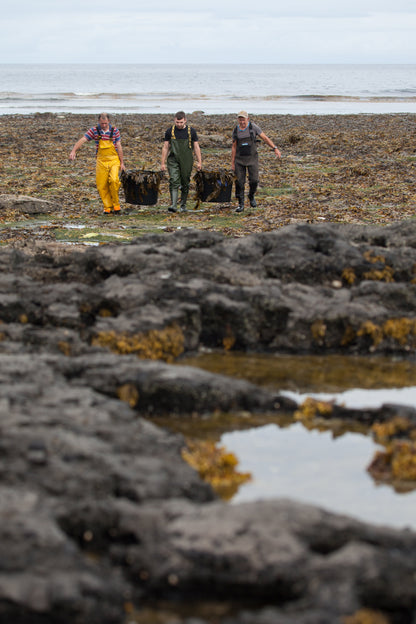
[180,192,188,212]
[168,188,179,213]
[235,193,244,213]
[248,182,258,208]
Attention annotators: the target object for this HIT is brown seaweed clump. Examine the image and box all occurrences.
[294,397,334,422]
[367,416,416,490]
[181,438,251,500]
[91,324,185,363]
[340,317,416,351]
[121,169,164,206]
[342,608,390,624]
[193,168,235,206]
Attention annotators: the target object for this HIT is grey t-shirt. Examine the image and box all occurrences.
[233,122,262,163]
[233,122,262,142]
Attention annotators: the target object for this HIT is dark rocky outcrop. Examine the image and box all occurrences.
[4,220,416,356]
[1,222,416,622]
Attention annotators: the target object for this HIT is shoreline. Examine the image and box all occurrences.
[0,110,415,116]
[1,107,416,117]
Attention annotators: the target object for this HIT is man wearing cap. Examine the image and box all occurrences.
[231,111,281,213]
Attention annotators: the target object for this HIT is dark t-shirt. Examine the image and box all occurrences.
[164,125,199,142]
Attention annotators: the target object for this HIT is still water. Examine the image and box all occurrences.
[181,353,416,530]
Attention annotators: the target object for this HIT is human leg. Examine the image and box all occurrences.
[179,191,188,212]
[167,158,181,213]
[234,162,246,212]
[96,160,113,212]
[169,188,179,213]
[247,162,259,208]
[248,182,258,207]
[108,161,121,211]
[179,171,191,212]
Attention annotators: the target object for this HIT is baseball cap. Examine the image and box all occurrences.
[237,111,249,118]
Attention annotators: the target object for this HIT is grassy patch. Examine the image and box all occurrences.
[260,185,295,197]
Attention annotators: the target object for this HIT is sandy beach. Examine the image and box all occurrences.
[0,112,415,239]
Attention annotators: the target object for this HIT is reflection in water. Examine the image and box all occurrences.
[283,385,416,409]
[222,423,416,530]
[180,352,416,394]
[174,353,416,529]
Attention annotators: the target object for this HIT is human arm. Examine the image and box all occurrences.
[115,140,125,171]
[161,140,169,171]
[259,132,281,158]
[69,136,88,161]
[193,141,202,170]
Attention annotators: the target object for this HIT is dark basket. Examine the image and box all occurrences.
[121,170,162,206]
[194,170,234,203]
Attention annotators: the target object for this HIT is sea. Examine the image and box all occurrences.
[0,63,416,116]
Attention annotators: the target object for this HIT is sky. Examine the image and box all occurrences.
[2,0,416,64]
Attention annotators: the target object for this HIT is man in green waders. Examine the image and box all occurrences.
[161,111,202,212]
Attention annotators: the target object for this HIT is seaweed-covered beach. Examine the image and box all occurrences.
[0,112,415,242]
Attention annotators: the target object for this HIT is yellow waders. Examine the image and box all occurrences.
[96,138,121,212]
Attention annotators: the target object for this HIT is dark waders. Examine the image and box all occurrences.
[234,124,259,213]
[235,162,259,212]
[167,132,194,212]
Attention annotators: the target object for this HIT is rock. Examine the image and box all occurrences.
[0,353,215,622]
[0,222,416,622]
[197,133,229,147]
[3,221,416,355]
[0,193,57,214]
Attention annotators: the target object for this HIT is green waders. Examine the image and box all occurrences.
[167,129,194,212]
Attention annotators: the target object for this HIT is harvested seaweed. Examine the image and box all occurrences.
[121,169,164,206]
[193,169,235,207]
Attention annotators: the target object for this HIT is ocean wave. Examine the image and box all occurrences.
[1,94,416,116]
[283,94,416,103]
[1,91,416,104]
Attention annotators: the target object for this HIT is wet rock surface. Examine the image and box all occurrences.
[5,220,416,356]
[1,222,416,622]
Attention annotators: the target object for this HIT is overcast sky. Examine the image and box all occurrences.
[2,0,416,64]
